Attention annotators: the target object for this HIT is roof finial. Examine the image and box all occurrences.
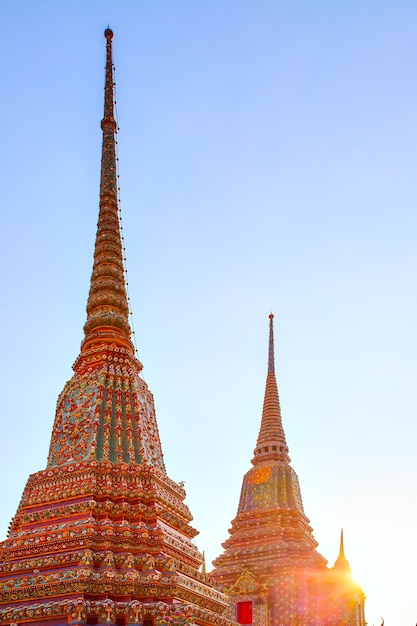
[81,29,135,356]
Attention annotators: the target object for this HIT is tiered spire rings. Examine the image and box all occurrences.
[82,27,134,356]
[252,313,290,465]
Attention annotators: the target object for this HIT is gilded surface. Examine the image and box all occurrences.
[238,464,305,513]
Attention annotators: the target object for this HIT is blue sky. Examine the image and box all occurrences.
[1,2,417,624]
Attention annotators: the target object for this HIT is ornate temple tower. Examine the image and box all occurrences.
[0,30,235,626]
[211,315,365,626]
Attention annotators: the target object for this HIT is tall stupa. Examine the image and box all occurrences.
[0,29,235,626]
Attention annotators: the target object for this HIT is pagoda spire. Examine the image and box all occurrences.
[82,27,134,355]
[339,529,346,559]
[46,30,171,469]
[334,529,351,570]
[252,313,290,465]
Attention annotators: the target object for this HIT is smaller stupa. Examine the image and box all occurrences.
[211,315,365,625]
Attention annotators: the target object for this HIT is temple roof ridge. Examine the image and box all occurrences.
[252,313,290,466]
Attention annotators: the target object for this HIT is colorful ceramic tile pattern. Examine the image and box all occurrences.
[0,29,235,626]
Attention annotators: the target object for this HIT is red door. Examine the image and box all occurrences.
[236,601,253,625]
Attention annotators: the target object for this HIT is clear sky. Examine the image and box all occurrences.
[1,2,417,624]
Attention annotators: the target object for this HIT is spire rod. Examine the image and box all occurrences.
[268,312,274,373]
[81,28,134,356]
[252,314,290,465]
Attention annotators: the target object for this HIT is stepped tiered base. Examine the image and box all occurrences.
[0,461,233,626]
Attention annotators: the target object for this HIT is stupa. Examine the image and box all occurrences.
[0,29,235,626]
[211,314,366,625]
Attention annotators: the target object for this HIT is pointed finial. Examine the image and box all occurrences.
[268,313,275,374]
[101,27,117,134]
[333,528,351,570]
[80,28,135,356]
